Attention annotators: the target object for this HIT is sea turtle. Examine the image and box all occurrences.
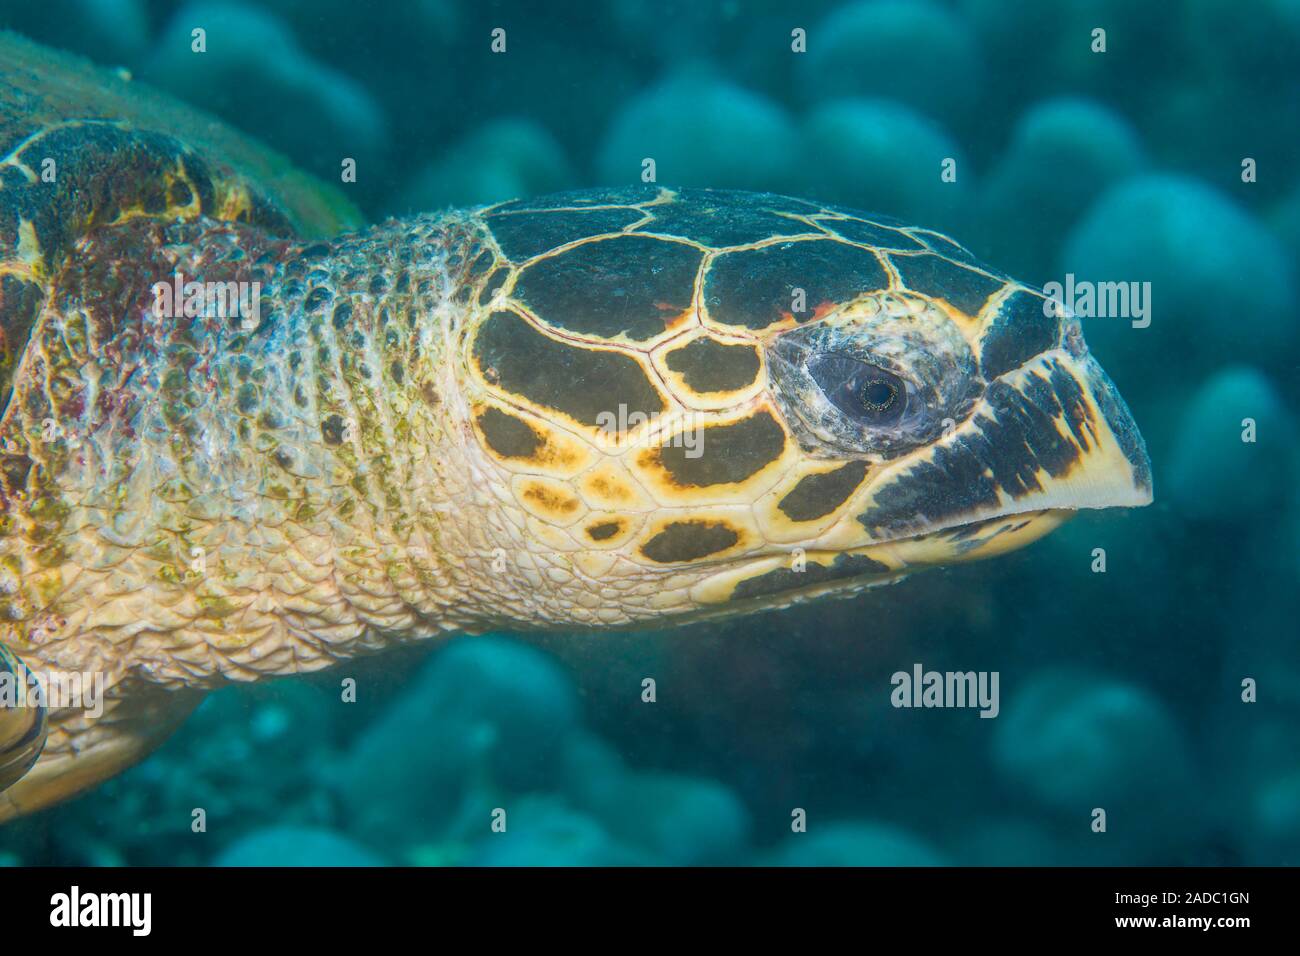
[0,33,1151,821]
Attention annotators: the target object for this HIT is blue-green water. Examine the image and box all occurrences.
[0,0,1297,866]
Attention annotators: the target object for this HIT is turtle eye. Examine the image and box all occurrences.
[807,354,909,426]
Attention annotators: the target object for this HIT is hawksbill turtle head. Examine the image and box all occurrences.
[463,187,1153,623]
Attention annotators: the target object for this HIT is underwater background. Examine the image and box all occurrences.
[1,0,1297,866]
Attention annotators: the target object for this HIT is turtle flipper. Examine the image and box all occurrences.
[0,641,47,794]
[0,31,360,239]
[0,30,362,419]
[0,670,201,823]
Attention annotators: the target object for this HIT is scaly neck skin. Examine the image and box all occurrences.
[0,212,510,687]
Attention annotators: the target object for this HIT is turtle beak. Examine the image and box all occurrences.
[853,346,1153,543]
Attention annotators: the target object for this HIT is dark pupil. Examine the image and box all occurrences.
[861,378,896,411]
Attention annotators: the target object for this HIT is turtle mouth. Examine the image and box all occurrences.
[868,507,1071,565]
[688,508,1070,608]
